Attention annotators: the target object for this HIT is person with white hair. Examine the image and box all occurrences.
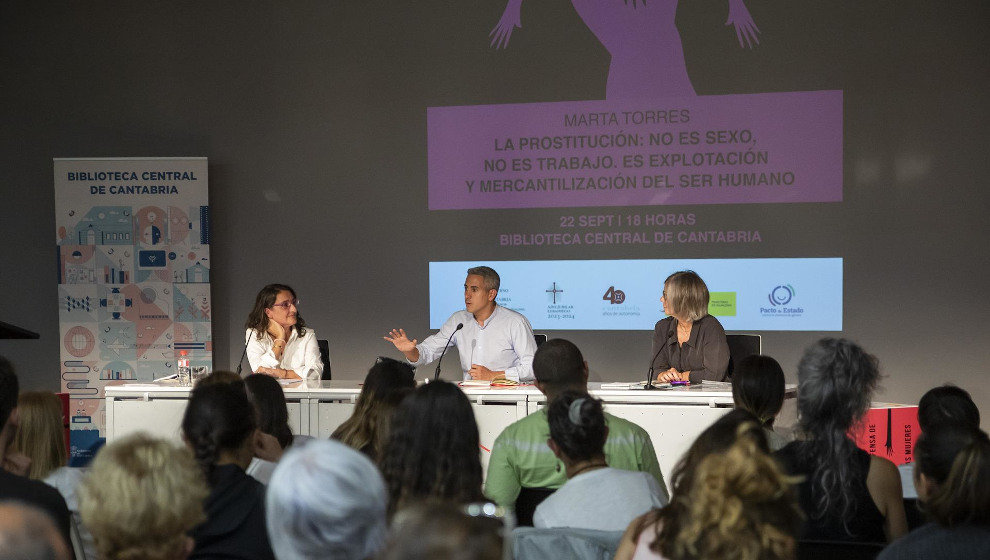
[266,439,387,560]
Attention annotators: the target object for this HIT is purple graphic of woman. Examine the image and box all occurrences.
[490,0,760,99]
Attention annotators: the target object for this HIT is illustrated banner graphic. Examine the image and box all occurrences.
[430,258,842,331]
[54,157,211,462]
[428,90,842,210]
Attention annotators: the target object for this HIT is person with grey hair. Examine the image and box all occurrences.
[775,338,907,543]
[265,439,387,560]
[385,265,537,382]
[651,270,729,383]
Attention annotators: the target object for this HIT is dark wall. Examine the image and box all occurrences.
[1,1,988,427]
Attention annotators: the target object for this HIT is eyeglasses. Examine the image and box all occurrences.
[271,298,299,309]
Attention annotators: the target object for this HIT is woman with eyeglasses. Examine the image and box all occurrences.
[244,284,324,381]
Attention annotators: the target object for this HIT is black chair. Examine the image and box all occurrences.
[797,540,886,560]
[534,334,548,347]
[514,487,556,527]
[725,333,761,379]
[317,339,332,380]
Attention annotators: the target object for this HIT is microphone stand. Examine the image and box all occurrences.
[644,346,664,390]
[434,323,464,382]
[645,329,675,390]
[235,331,251,376]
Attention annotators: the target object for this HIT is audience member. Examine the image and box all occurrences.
[485,339,665,510]
[775,338,907,543]
[78,433,208,560]
[533,391,667,530]
[181,382,275,559]
[243,374,312,484]
[12,391,95,559]
[195,370,243,387]
[615,409,801,560]
[380,380,484,517]
[331,357,416,462]
[0,502,71,560]
[879,424,990,559]
[900,384,981,498]
[731,354,789,450]
[266,439,387,560]
[0,356,72,552]
[379,501,506,560]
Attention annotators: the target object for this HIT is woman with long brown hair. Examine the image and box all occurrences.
[243,283,324,381]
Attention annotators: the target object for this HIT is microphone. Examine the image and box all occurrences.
[434,323,464,382]
[644,330,673,390]
[236,330,251,376]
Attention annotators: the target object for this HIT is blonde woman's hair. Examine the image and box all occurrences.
[663,271,710,322]
[12,391,66,479]
[671,425,802,560]
[79,433,208,560]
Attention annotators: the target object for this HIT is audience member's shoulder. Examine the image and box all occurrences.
[878,523,990,560]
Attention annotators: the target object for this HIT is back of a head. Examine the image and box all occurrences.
[532,339,585,394]
[0,502,70,560]
[914,425,990,527]
[648,410,770,555]
[266,439,387,560]
[78,433,208,560]
[331,359,416,461]
[731,355,785,426]
[12,391,66,480]
[670,425,801,560]
[244,373,292,449]
[380,502,504,560]
[181,382,256,477]
[546,391,607,462]
[796,338,879,434]
[381,381,483,515]
[794,338,882,527]
[0,355,18,431]
[195,370,243,388]
[361,358,417,404]
[918,384,980,433]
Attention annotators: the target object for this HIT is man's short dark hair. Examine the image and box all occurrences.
[532,339,585,390]
[0,355,19,430]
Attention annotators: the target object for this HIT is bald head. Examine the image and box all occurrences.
[0,502,70,560]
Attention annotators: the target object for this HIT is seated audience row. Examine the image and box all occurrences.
[3,335,989,560]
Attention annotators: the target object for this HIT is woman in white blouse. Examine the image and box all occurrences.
[245,284,324,381]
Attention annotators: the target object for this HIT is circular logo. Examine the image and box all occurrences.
[64,326,96,358]
[768,285,794,306]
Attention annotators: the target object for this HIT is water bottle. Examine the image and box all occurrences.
[177,350,191,386]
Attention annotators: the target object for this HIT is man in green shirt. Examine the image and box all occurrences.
[484,339,668,508]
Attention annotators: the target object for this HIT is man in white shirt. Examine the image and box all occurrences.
[385,266,537,382]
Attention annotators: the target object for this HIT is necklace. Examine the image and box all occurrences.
[569,461,607,478]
